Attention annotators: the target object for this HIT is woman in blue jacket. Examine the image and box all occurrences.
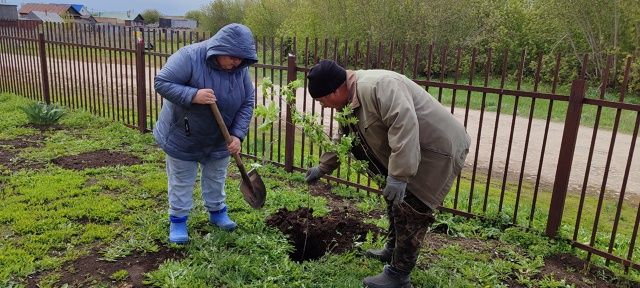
[153,23,258,243]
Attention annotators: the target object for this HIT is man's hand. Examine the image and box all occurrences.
[305,166,325,184]
[383,175,407,205]
[193,88,216,104]
[228,136,241,155]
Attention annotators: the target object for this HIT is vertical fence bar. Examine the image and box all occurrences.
[151,28,160,128]
[6,25,16,94]
[451,48,461,113]
[98,26,107,118]
[300,37,310,167]
[37,32,50,104]
[517,53,543,226]
[531,53,562,226]
[88,25,97,115]
[109,25,116,119]
[502,50,526,223]
[491,50,509,212]
[116,26,123,122]
[284,54,297,172]
[437,45,447,102]
[470,48,489,212]
[59,23,70,108]
[269,37,275,162]
[16,25,26,97]
[459,47,477,209]
[27,26,40,100]
[135,28,147,132]
[251,35,259,156]
[259,36,267,160]
[70,24,79,109]
[0,26,8,93]
[47,24,58,104]
[79,24,89,112]
[546,79,587,237]
[126,26,135,125]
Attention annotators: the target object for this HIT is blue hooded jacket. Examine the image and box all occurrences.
[153,23,258,161]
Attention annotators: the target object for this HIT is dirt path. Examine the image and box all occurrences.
[459,107,639,200]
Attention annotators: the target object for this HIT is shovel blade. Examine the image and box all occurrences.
[239,169,266,209]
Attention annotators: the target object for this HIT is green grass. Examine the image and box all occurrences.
[1,92,639,287]
[448,170,640,260]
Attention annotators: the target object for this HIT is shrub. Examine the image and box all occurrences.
[20,102,66,125]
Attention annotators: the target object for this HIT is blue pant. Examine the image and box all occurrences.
[166,154,231,218]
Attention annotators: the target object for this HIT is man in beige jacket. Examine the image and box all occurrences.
[305,60,470,288]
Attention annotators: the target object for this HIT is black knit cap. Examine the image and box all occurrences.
[307,60,347,98]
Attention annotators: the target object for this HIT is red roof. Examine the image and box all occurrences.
[18,3,77,16]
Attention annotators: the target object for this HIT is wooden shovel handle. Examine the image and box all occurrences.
[209,103,252,186]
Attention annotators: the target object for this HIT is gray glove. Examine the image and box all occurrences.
[305,166,325,184]
[383,175,407,205]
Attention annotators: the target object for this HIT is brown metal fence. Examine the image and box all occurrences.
[1,21,639,273]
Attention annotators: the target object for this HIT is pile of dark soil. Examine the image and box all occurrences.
[27,247,183,288]
[52,150,142,170]
[0,135,46,171]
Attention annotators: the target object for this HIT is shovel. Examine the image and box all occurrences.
[209,103,266,209]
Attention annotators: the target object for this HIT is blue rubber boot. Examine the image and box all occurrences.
[169,215,189,244]
[209,207,237,231]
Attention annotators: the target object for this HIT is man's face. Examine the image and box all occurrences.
[315,91,342,109]
[217,55,242,71]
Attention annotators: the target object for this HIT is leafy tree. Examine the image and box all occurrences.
[185,10,204,23]
[141,9,161,25]
[193,0,638,91]
[198,0,254,33]
[244,0,295,37]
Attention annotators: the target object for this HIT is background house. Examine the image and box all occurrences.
[92,11,144,26]
[23,10,64,23]
[158,16,197,29]
[0,3,18,20]
[18,3,95,24]
[93,16,119,26]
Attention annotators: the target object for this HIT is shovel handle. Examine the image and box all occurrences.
[209,103,253,187]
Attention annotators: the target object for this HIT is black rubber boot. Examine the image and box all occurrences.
[362,265,412,288]
[364,245,393,263]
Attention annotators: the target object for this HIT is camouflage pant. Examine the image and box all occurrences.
[385,191,435,274]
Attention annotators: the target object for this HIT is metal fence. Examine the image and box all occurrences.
[1,21,639,273]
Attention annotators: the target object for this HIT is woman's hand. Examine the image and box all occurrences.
[228,136,241,155]
[193,88,216,104]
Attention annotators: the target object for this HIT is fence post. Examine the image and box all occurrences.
[284,53,297,172]
[134,28,147,132]
[37,32,50,104]
[546,79,586,237]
